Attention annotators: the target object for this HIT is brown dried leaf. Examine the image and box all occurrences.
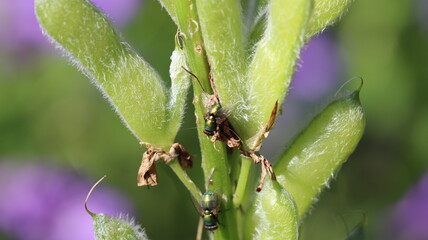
[169,143,193,168]
[251,101,279,151]
[265,101,279,133]
[211,120,241,148]
[247,152,276,192]
[137,142,193,186]
[137,150,159,186]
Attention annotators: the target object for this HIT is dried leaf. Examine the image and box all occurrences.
[246,152,276,192]
[169,143,193,168]
[137,150,159,186]
[137,142,193,186]
[211,120,241,148]
[250,101,279,152]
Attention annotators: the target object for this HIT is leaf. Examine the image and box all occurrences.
[244,178,298,240]
[274,89,365,219]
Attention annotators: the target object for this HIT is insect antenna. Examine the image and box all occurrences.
[181,66,207,93]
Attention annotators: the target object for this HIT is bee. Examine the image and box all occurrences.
[181,67,240,148]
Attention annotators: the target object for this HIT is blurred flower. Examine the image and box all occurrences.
[92,0,141,27]
[0,0,141,54]
[0,160,134,240]
[383,172,428,240]
[290,33,343,101]
[417,0,428,32]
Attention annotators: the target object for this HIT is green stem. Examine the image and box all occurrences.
[229,148,242,189]
[174,1,238,239]
[233,156,252,208]
[168,160,202,201]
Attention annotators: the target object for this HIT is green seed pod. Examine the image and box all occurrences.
[274,89,365,220]
[85,176,149,240]
[244,0,312,150]
[92,214,148,240]
[35,0,190,149]
[244,178,298,240]
[304,0,354,41]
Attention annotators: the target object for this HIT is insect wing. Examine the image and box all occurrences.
[214,107,232,124]
[201,190,221,215]
[200,92,213,112]
[190,194,204,216]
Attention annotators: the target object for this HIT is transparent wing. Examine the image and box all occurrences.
[190,194,203,216]
[207,189,221,216]
[201,92,212,112]
[215,104,236,124]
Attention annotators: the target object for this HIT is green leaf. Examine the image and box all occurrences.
[245,0,312,150]
[305,0,353,41]
[35,0,189,149]
[244,179,298,240]
[274,90,365,219]
[92,214,148,240]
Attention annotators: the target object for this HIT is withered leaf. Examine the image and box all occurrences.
[137,150,159,186]
[137,143,193,186]
[169,143,193,168]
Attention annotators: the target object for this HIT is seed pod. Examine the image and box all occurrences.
[35,0,190,149]
[304,0,354,41]
[92,214,148,240]
[274,89,365,219]
[85,176,149,240]
[244,178,298,240]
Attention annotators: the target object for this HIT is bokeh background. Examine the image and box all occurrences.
[0,0,427,239]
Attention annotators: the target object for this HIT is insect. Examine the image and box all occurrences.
[181,67,240,148]
[199,190,220,230]
[192,169,221,232]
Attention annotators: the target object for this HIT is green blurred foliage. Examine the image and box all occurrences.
[1,0,427,239]
[299,0,428,239]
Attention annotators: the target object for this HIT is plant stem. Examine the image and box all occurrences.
[233,155,252,208]
[168,160,202,200]
[174,1,238,239]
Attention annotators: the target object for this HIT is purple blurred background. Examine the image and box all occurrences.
[0,160,134,240]
[0,0,140,54]
[0,1,141,239]
[382,172,428,240]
